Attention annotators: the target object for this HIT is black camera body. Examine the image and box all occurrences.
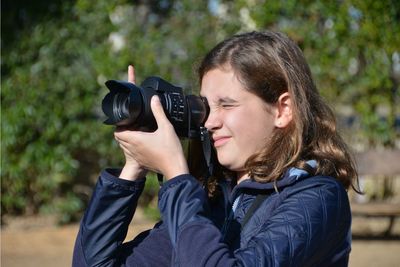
[102,77,209,138]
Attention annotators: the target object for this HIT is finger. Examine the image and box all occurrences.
[128,65,135,84]
[118,141,131,152]
[114,130,131,143]
[115,131,131,143]
[151,95,170,128]
[115,129,144,145]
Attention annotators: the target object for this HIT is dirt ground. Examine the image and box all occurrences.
[2,210,400,267]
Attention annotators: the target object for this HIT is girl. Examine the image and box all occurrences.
[73,31,358,266]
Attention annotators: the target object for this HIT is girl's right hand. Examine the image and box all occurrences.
[116,65,148,181]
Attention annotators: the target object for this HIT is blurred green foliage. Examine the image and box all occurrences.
[1,0,399,223]
[1,0,124,222]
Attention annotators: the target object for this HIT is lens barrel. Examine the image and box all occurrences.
[112,92,130,121]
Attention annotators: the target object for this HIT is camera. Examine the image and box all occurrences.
[102,76,209,138]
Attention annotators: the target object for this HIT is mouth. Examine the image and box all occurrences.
[213,136,231,147]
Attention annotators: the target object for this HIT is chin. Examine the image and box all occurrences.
[217,159,233,170]
[217,158,242,172]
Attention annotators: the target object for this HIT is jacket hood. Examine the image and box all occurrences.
[230,160,317,199]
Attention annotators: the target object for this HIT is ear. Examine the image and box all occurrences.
[274,92,292,128]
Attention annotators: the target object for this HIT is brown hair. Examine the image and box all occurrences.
[191,31,358,192]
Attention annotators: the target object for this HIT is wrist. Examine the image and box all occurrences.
[119,163,147,181]
[164,156,189,180]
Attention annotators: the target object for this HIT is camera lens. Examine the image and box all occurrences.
[112,92,130,121]
[103,80,145,126]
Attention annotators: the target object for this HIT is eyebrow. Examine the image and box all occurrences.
[217,97,237,104]
[200,95,238,104]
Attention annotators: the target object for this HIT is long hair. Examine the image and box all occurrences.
[191,31,358,193]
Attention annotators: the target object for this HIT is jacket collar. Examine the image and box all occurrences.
[230,160,317,200]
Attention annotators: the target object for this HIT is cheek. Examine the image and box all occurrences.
[222,111,249,139]
[240,112,275,148]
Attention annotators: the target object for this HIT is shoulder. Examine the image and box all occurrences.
[241,176,352,266]
[244,175,351,238]
[241,176,351,257]
[290,174,345,189]
[279,175,351,215]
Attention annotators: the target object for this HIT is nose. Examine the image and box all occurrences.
[204,110,222,131]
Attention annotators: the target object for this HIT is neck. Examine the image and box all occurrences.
[237,171,249,184]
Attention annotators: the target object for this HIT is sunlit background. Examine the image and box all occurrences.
[2,0,399,266]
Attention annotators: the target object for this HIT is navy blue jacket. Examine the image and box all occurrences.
[73,166,352,266]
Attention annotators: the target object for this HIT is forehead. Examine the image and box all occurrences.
[200,68,246,99]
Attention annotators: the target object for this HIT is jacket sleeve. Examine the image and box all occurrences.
[158,175,351,267]
[72,169,172,267]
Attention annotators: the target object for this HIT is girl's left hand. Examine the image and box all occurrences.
[114,95,189,180]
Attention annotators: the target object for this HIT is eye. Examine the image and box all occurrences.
[221,103,235,108]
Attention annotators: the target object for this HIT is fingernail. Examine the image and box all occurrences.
[152,95,160,104]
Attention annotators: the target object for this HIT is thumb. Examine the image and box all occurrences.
[151,95,170,128]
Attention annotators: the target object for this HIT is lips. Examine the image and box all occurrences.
[213,136,231,147]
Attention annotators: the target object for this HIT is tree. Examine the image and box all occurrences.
[2,0,123,222]
[2,0,399,223]
[1,0,219,222]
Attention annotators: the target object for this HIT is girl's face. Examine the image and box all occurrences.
[201,68,278,181]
